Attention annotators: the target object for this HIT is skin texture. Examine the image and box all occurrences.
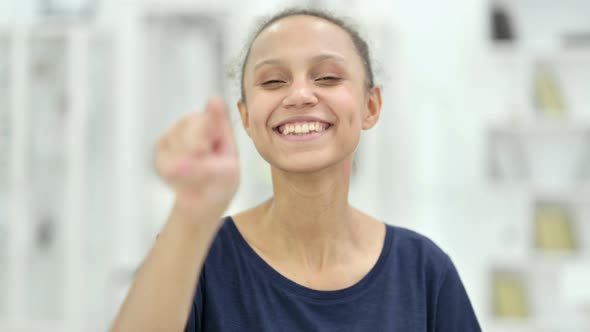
[234,15,385,290]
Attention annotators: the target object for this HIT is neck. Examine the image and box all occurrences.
[260,157,364,270]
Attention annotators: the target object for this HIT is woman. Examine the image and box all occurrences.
[111,8,481,332]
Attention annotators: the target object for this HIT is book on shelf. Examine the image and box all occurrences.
[533,61,567,116]
[492,270,530,318]
[534,201,577,252]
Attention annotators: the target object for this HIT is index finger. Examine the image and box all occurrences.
[205,96,236,154]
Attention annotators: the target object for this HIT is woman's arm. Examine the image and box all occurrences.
[110,206,222,332]
[110,97,239,332]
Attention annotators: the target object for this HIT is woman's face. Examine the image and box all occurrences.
[238,15,381,174]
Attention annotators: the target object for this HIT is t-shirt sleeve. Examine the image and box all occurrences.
[434,257,481,332]
[185,273,205,332]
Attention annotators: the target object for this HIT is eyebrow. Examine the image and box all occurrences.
[253,53,346,71]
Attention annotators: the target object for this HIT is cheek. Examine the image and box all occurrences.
[248,93,284,126]
[347,111,360,128]
[244,101,274,144]
[335,88,365,128]
[245,98,266,128]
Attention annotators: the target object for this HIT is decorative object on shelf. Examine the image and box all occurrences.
[533,60,567,116]
[490,2,516,42]
[534,201,577,252]
[492,269,530,318]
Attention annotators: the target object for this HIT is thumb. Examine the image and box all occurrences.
[205,96,236,154]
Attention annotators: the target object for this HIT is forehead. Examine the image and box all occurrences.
[248,15,358,66]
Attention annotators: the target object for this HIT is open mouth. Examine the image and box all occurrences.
[273,121,333,136]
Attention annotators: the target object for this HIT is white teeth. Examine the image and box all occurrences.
[279,121,329,135]
[302,123,309,133]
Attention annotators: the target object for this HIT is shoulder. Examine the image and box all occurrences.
[204,215,260,266]
[389,226,483,329]
[382,224,477,324]
[384,225,481,330]
[197,216,249,287]
[385,224,453,282]
[388,225,450,261]
[207,216,240,253]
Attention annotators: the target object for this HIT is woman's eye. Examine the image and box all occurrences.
[316,76,341,83]
[262,80,285,86]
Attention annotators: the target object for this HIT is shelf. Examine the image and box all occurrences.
[490,45,590,59]
[483,258,590,332]
[490,118,590,136]
[488,120,590,189]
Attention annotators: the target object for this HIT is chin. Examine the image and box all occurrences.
[276,162,331,174]
[268,152,351,175]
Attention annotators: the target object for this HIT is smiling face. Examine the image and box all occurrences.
[238,15,381,173]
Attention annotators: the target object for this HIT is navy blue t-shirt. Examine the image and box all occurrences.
[185,217,481,331]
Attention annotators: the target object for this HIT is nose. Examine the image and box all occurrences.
[282,79,318,109]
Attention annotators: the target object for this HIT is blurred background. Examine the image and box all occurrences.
[1,0,589,331]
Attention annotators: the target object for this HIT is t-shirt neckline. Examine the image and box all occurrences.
[225,216,394,303]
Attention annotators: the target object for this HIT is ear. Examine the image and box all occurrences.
[362,86,382,130]
[237,100,251,137]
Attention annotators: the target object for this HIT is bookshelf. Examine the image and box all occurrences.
[486,43,590,331]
